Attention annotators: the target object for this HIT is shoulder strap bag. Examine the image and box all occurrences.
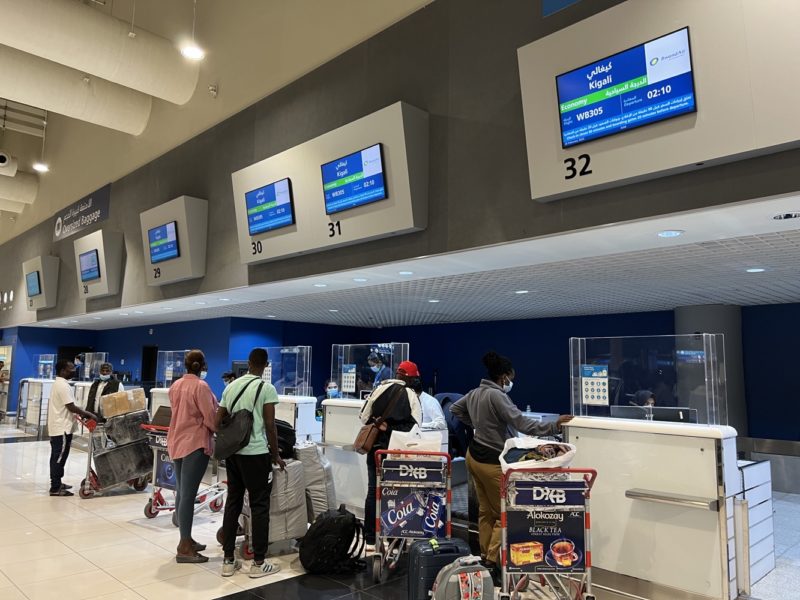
[213,377,264,461]
[353,384,407,455]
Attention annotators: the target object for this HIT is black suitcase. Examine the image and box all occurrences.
[408,538,471,600]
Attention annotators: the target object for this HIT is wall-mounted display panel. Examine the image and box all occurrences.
[246,178,296,236]
[518,0,800,202]
[139,196,208,286]
[21,256,59,311]
[147,221,181,264]
[322,143,387,215]
[232,102,428,265]
[72,229,123,300]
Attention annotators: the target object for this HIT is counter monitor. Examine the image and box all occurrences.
[79,249,101,282]
[321,143,387,215]
[245,178,296,236]
[556,27,696,148]
[148,221,181,264]
[25,271,42,297]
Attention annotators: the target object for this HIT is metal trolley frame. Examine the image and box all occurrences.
[500,467,597,600]
[372,450,452,584]
[141,424,226,523]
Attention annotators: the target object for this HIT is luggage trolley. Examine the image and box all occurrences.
[373,450,452,583]
[500,468,597,600]
[141,424,226,523]
[77,414,151,499]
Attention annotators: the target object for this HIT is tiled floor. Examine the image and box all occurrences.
[0,439,797,600]
[0,422,36,440]
[0,440,304,600]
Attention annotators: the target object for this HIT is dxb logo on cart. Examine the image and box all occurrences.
[399,465,428,479]
[529,487,567,504]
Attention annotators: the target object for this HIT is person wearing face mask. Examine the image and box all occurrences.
[167,349,219,563]
[85,362,124,419]
[367,352,393,389]
[451,351,573,574]
[316,378,341,411]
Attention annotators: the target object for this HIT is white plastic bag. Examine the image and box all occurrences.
[500,437,576,474]
[388,425,442,452]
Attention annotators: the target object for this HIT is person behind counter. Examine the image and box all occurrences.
[359,360,422,549]
[367,352,393,389]
[167,349,219,563]
[316,378,341,411]
[48,360,98,496]
[410,377,447,431]
[85,362,124,418]
[451,351,573,573]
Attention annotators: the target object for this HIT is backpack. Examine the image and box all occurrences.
[299,504,366,574]
[275,419,296,459]
[213,379,262,461]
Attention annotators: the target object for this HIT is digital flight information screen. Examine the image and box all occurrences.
[556,27,696,148]
[245,178,296,236]
[148,221,181,264]
[321,143,387,215]
[79,249,101,282]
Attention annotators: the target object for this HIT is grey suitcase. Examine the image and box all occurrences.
[431,555,493,600]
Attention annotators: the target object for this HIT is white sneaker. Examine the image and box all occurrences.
[221,558,242,577]
[249,560,281,579]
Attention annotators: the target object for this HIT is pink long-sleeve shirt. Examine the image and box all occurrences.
[166,374,219,460]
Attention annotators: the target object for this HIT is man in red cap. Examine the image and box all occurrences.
[358,359,422,550]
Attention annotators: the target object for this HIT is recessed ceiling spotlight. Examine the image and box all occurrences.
[746,267,766,273]
[33,162,50,173]
[428,299,440,303]
[162,307,173,310]
[134,310,144,314]
[353,278,369,283]
[119,313,129,316]
[514,290,529,295]
[266,315,276,318]
[69,320,78,323]
[658,230,685,238]
[313,284,328,288]
[399,271,414,276]
[195,301,207,305]
[93,317,102,320]
[328,309,339,312]
[773,212,800,221]
[219,298,230,302]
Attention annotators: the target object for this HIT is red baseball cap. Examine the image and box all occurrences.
[396,360,420,377]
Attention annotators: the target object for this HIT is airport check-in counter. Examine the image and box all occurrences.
[322,398,369,517]
[276,395,321,443]
[150,387,171,415]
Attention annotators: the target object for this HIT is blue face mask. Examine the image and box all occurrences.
[327,387,339,398]
[370,365,381,374]
[200,370,208,380]
[99,374,111,381]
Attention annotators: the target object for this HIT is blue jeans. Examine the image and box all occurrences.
[174,448,209,540]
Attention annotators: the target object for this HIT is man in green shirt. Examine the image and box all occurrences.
[216,347,286,578]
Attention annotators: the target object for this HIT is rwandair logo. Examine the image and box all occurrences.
[650,57,659,66]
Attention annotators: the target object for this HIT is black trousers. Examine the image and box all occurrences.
[364,449,380,545]
[49,433,73,492]
[222,453,273,561]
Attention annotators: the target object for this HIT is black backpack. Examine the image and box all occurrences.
[299,504,366,574]
[275,419,296,459]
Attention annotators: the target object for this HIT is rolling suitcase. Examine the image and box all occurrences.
[431,555,493,600]
[408,538,471,600]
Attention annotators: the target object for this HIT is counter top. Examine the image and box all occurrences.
[567,416,737,439]
[322,398,365,409]
[277,395,316,404]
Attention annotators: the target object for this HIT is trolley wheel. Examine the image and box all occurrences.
[240,539,254,560]
[172,510,179,528]
[78,479,95,499]
[372,555,382,584]
[209,496,224,512]
[144,500,158,519]
[216,527,225,546]
[132,477,149,492]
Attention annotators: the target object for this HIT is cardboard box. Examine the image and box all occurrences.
[100,388,147,418]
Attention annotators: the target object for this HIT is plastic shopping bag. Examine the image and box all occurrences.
[500,436,576,474]
[388,425,442,453]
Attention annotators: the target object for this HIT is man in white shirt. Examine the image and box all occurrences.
[48,359,97,496]
[410,378,447,431]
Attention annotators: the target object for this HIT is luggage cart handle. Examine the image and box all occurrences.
[75,415,98,432]
[502,467,598,493]
[141,424,169,433]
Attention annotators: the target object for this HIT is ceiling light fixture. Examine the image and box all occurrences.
[353,278,368,283]
[313,284,328,288]
[32,111,50,173]
[119,313,129,316]
[93,317,102,320]
[180,0,205,61]
[219,298,230,302]
[746,267,766,273]
[162,307,173,310]
[195,301,207,305]
[133,310,144,314]
[399,271,414,276]
[657,229,685,238]
[266,315,276,318]
[328,309,339,312]
[428,299,440,303]
[514,290,529,295]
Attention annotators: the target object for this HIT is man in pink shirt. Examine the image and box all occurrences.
[167,349,219,563]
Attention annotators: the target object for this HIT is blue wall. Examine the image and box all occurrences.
[742,303,800,441]
[380,311,676,415]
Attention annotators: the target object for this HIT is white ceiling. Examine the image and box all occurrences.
[12,191,800,331]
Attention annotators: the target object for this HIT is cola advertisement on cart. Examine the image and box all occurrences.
[379,459,447,538]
